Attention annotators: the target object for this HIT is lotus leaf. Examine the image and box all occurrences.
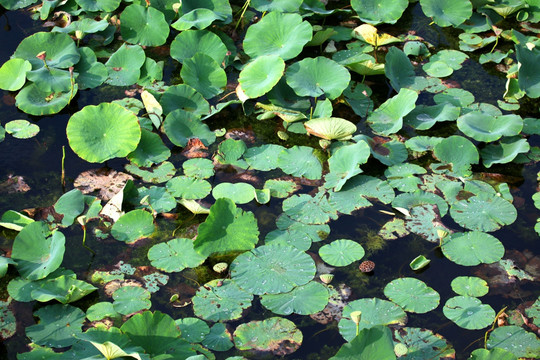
[26,304,85,348]
[339,298,407,341]
[0,0,37,9]
[176,318,210,344]
[238,55,285,98]
[392,190,448,217]
[404,41,430,56]
[404,103,461,130]
[233,317,302,356]
[409,255,431,271]
[265,227,314,250]
[170,30,227,64]
[134,186,176,216]
[334,51,385,76]
[163,110,215,148]
[470,348,518,360]
[286,57,350,100]
[515,33,540,98]
[148,238,206,272]
[433,135,479,176]
[14,32,80,70]
[0,256,16,278]
[181,53,226,99]
[330,326,396,360]
[329,175,394,214]
[283,193,337,224]
[15,83,75,116]
[319,239,365,267]
[172,8,222,31]
[260,281,329,315]
[0,299,16,341]
[304,117,356,141]
[434,88,475,107]
[481,137,530,167]
[243,12,312,60]
[264,179,299,198]
[29,274,95,303]
[127,129,170,167]
[244,144,284,171]
[486,325,540,358]
[75,0,120,12]
[392,327,455,359]
[120,4,169,46]
[194,198,259,257]
[367,88,418,135]
[251,0,302,12]
[0,58,31,91]
[86,302,119,321]
[191,279,253,321]
[111,209,155,243]
[200,323,233,351]
[384,47,416,92]
[351,0,409,25]
[125,161,176,184]
[277,146,322,180]
[214,138,247,168]
[212,182,255,204]
[405,204,450,243]
[443,296,495,330]
[179,0,232,25]
[231,244,316,295]
[441,231,504,266]
[4,120,39,140]
[384,278,440,313]
[457,113,522,142]
[276,214,330,242]
[105,44,146,86]
[423,61,454,77]
[405,136,443,153]
[8,268,75,302]
[113,286,151,315]
[71,47,107,90]
[324,141,371,191]
[160,84,210,116]
[451,276,489,297]
[420,0,473,27]
[385,164,426,193]
[52,18,109,36]
[353,24,401,47]
[450,193,517,232]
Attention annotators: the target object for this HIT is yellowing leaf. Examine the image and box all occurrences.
[353,24,400,47]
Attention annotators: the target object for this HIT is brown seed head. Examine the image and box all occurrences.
[359,260,375,273]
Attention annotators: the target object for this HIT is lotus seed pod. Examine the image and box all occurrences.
[213,262,228,273]
[359,260,375,273]
[319,273,334,284]
[350,310,362,325]
[394,343,408,357]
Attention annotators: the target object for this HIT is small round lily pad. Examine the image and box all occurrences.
[443,296,495,330]
[451,276,489,297]
[5,120,39,139]
[318,239,365,267]
[192,279,253,322]
[111,209,155,243]
[384,277,440,313]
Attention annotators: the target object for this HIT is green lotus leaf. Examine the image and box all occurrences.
[212,182,256,204]
[239,55,285,99]
[251,0,302,12]
[181,53,226,99]
[283,193,338,224]
[457,113,522,142]
[233,317,302,355]
[75,0,120,12]
[339,298,407,341]
[266,78,311,111]
[8,269,75,302]
[392,190,448,217]
[405,204,450,243]
[192,279,253,321]
[329,175,394,215]
[26,66,72,93]
[111,209,155,243]
[334,51,385,76]
[443,296,495,330]
[330,326,396,360]
[385,164,426,193]
[403,41,430,57]
[243,12,312,60]
[515,32,540,98]
[170,30,227,64]
[0,0,37,9]
[0,58,31,91]
[67,103,141,163]
[127,129,170,167]
[231,244,316,295]
[194,198,259,257]
[384,278,440,313]
[11,222,65,280]
[404,103,461,130]
[172,8,222,30]
[277,146,322,180]
[73,47,107,90]
[441,231,505,266]
[450,193,517,232]
[138,57,164,86]
[14,32,80,70]
[198,326,231,353]
[112,286,151,315]
[163,110,215,147]
[0,299,16,341]
[105,44,146,86]
[166,176,211,199]
[276,214,330,243]
[470,348,518,360]
[486,325,540,358]
[304,117,356,141]
[174,0,232,30]
[176,318,210,343]
[265,228,312,251]
[264,179,299,198]
[160,84,210,116]
[434,88,475,107]
[324,141,371,191]
[26,304,85,348]
[182,158,214,179]
[5,120,39,140]
[30,275,97,304]
[351,0,409,25]
[481,137,530,167]
[244,144,284,171]
[409,255,431,271]
[260,281,328,315]
[392,327,455,359]
[423,60,454,77]
[385,46,416,92]
[121,4,169,46]
[86,302,119,322]
[15,83,76,116]
[405,136,443,153]
[433,135,479,176]
[420,0,473,27]
[125,161,176,184]
[432,49,469,69]
[52,18,109,36]
[319,239,365,267]
[451,276,489,297]
[286,57,350,100]
[148,238,206,272]
[367,88,418,135]
[0,256,16,278]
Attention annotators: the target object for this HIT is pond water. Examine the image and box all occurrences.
[1,2,540,360]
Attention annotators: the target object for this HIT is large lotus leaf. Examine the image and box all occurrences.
[8,269,75,302]
[74,47,108,90]
[172,8,222,30]
[481,137,530,167]
[31,275,97,304]
[148,238,206,272]
[243,12,312,60]
[176,318,210,343]
[260,281,329,315]
[405,204,450,243]
[53,189,84,227]
[194,198,259,257]
[182,158,214,179]
[192,279,253,321]
[244,144,284,171]
[384,164,426,193]
[75,0,120,12]
[121,4,169,46]
[181,53,226,99]
[329,175,394,215]
[0,58,31,91]
[487,325,540,358]
[404,103,461,130]
[111,209,155,243]
[282,193,338,224]
[180,0,232,23]
[67,102,141,163]
[201,323,233,351]
[384,278,440,313]
[25,66,72,93]
[127,128,170,167]
[339,298,407,341]
[441,231,504,266]
[170,30,227,64]
[0,210,34,232]
[277,146,322,180]
[251,0,302,12]
[451,276,489,297]
[286,57,350,100]
[166,176,210,199]
[392,327,455,360]
[160,84,210,116]
[515,32,540,98]
[325,141,371,191]
[239,55,285,99]
[351,0,408,25]
[5,120,39,139]
[11,222,65,280]
[319,239,365,267]
[433,135,479,176]
[450,193,517,232]
[233,317,302,356]
[231,244,316,295]
[367,88,418,135]
[392,190,448,217]
[470,348,517,360]
[15,83,75,116]
[212,182,256,204]
[330,326,396,360]
[385,46,416,92]
[0,0,37,9]
[14,32,80,70]
[112,286,151,315]
[457,113,522,142]
[420,0,473,27]
[26,304,85,348]
[304,117,356,141]
[276,214,330,242]
[105,44,146,86]
[52,18,109,36]
[443,296,495,330]
[163,110,215,148]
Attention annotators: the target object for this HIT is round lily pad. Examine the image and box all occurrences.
[383,278,440,313]
[112,286,151,315]
[176,317,210,343]
[105,44,146,86]
[423,61,453,77]
[392,327,456,359]
[318,239,365,267]
[181,53,226,99]
[244,144,284,171]
[486,325,540,358]
[442,231,504,266]
[351,0,408,25]
[238,55,285,99]
[230,244,316,295]
[443,296,495,330]
[26,304,85,348]
[457,112,523,142]
[166,176,211,200]
[111,209,155,243]
[192,279,253,321]
[148,238,206,272]
[86,302,119,321]
[260,281,329,315]
[433,135,479,176]
[163,110,216,147]
[5,120,39,139]
[14,32,80,70]
[160,84,210,116]
[15,83,75,116]
[127,128,171,167]
[120,4,169,46]
[212,182,255,204]
[183,158,214,179]
[202,323,234,351]
[450,193,517,232]
[451,276,489,297]
[170,30,227,64]
[420,0,473,27]
[304,117,357,140]
[277,146,322,180]
[264,179,299,198]
[0,58,31,91]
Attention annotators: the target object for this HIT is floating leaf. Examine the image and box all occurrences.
[410,255,431,271]
[392,327,455,359]
[404,103,461,130]
[105,44,146,86]
[86,302,119,321]
[181,53,226,99]
[470,348,517,360]
[160,84,210,116]
[212,182,256,204]
[443,296,495,330]
[450,193,517,232]
[183,158,214,179]
[127,128,171,167]
[384,278,440,313]
[0,58,31,91]
[324,141,371,191]
[163,110,215,147]
[351,0,409,25]
[304,117,356,141]
[441,232,504,266]
[330,326,396,360]
[367,88,418,135]
[420,0,473,27]
[319,239,365,267]
[283,193,337,224]
[113,286,151,315]
[328,175,394,215]
[202,323,233,351]
[193,279,253,321]
[26,304,85,348]
[277,146,322,180]
[481,137,530,168]
[170,30,227,64]
[457,113,522,142]
[120,4,169,46]
[486,325,540,358]
[261,282,329,315]
[176,318,210,343]
[5,120,39,139]
[14,32,80,70]
[244,144,284,171]
[75,0,120,12]
[148,238,206,272]
[451,276,489,297]
[166,176,211,200]
[239,55,285,98]
[384,46,415,92]
[264,179,299,198]
[111,209,155,243]
[15,83,76,116]
[433,135,479,176]
[125,161,176,184]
